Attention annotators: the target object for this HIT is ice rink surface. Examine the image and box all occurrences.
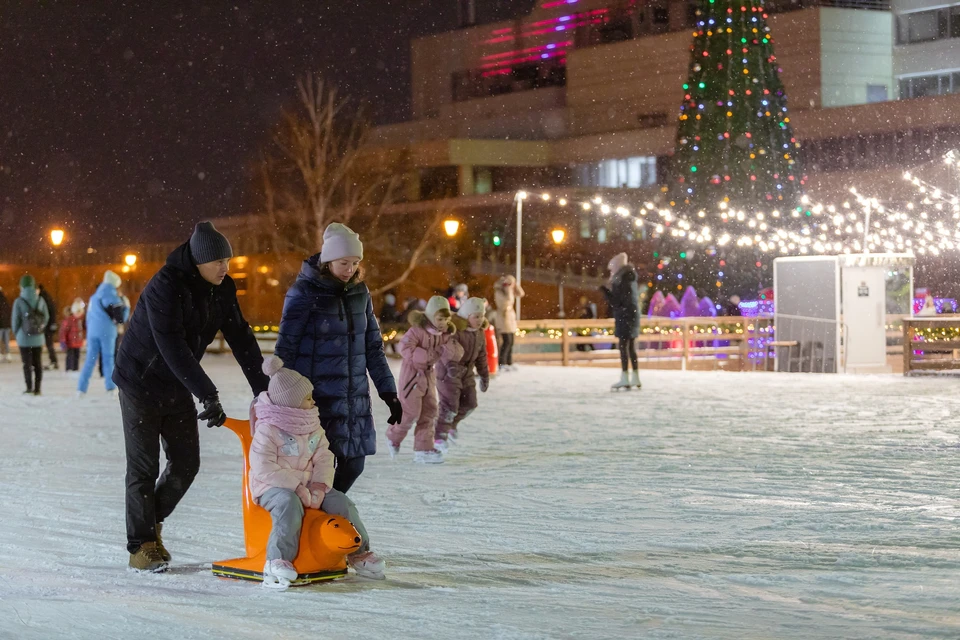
[1,357,958,639]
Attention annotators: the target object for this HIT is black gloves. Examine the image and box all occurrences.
[479,378,489,393]
[381,392,403,425]
[198,394,227,429]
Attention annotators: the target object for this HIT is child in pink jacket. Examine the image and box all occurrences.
[251,356,384,588]
[385,295,461,464]
[435,297,490,452]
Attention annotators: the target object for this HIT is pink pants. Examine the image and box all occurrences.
[386,371,439,452]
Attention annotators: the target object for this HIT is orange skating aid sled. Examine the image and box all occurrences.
[212,418,361,586]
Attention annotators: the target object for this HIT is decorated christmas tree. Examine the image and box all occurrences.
[660,0,805,300]
[671,0,804,214]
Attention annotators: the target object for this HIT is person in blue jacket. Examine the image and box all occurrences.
[11,274,50,394]
[77,270,130,396]
[275,223,402,493]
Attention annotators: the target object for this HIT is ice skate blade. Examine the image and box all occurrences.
[128,563,169,574]
[212,563,346,586]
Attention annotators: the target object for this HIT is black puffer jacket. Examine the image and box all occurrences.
[601,265,640,340]
[113,242,268,411]
[274,255,397,459]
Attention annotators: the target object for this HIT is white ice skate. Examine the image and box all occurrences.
[447,429,459,445]
[262,559,298,590]
[433,439,449,454]
[629,370,642,389]
[386,440,400,459]
[413,449,445,464]
[347,550,386,580]
[611,372,631,391]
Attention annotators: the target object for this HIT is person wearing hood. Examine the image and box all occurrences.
[113,221,270,573]
[434,297,490,451]
[600,252,641,390]
[0,285,12,363]
[493,275,524,371]
[77,270,130,395]
[59,298,86,371]
[275,223,400,492]
[379,292,401,324]
[10,274,49,395]
[386,295,460,464]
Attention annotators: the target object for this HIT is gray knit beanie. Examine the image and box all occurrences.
[262,356,315,409]
[189,222,233,265]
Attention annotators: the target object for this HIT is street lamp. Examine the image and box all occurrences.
[124,253,137,267]
[550,228,567,318]
[443,219,460,237]
[49,228,65,306]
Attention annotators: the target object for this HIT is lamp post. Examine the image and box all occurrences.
[514,191,527,320]
[123,254,138,297]
[443,219,460,237]
[49,229,65,306]
[551,228,566,318]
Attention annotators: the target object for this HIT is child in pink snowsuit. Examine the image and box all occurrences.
[435,297,490,452]
[250,356,385,588]
[385,295,461,464]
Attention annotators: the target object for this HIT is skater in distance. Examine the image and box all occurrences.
[600,252,641,391]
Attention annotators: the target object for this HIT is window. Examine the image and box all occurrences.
[898,73,960,99]
[898,8,950,45]
[866,84,887,104]
[574,156,658,189]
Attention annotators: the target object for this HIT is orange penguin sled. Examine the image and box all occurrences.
[212,417,361,586]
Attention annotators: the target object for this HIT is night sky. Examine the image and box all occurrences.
[0,1,536,255]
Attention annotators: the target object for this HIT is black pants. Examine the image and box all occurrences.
[65,347,80,371]
[333,455,365,493]
[619,338,638,372]
[499,332,515,366]
[20,346,42,392]
[44,330,58,367]
[121,390,200,553]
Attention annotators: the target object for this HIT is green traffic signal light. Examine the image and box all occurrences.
[493,235,501,247]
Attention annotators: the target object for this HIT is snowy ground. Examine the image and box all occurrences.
[1,358,959,639]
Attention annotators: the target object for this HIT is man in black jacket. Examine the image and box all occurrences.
[37,284,58,370]
[114,221,269,572]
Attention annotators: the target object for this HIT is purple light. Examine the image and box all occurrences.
[541,53,549,58]
[555,25,566,31]
[559,15,572,22]
[546,43,557,49]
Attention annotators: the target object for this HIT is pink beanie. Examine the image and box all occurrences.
[262,356,314,408]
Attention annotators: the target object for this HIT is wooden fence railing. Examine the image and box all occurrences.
[902,317,960,375]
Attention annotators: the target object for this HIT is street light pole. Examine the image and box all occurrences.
[49,229,65,306]
[515,191,525,321]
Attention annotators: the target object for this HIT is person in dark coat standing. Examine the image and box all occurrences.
[600,252,641,390]
[37,284,58,370]
[0,285,11,362]
[113,221,269,573]
[275,223,401,494]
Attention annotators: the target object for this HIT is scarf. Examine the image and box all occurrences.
[254,393,322,436]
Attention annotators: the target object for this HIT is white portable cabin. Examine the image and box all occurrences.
[772,254,914,374]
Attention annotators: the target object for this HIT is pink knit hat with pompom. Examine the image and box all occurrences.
[262,356,314,408]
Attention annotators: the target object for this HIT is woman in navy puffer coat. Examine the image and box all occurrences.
[275,224,400,493]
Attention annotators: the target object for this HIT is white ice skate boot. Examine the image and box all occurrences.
[386,440,400,459]
[413,449,445,464]
[611,371,630,391]
[347,550,386,580]
[433,439,449,454]
[262,559,298,590]
[629,370,641,389]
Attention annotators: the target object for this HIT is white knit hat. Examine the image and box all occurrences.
[262,356,314,409]
[319,223,363,263]
[425,295,451,320]
[103,270,122,288]
[608,252,628,273]
[457,297,486,320]
[71,298,86,315]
